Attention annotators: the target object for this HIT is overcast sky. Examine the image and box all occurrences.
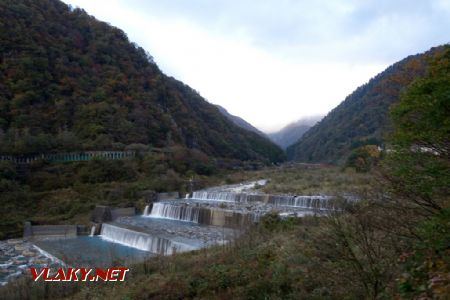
[62,0,450,133]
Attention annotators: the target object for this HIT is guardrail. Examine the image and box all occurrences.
[0,151,136,164]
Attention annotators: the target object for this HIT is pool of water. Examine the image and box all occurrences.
[32,217,236,269]
[34,236,153,268]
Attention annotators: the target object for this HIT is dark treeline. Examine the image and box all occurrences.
[0,0,283,163]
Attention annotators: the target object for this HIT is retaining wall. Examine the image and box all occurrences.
[157,192,180,201]
[24,224,78,238]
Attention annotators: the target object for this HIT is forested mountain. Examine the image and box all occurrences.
[286,46,446,163]
[268,116,321,149]
[216,105,267,138]
[0,0,284,163]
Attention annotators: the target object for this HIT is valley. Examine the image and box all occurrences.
[0,0,448,299]
[0,164,375,299]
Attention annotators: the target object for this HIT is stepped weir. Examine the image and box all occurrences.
[146,202,256,228]
[100,223,194,254]
[142,181,347,230]
[267,195,337,210]
[2,180,355,286]
[191,191,249,202]
[190,190,341,210]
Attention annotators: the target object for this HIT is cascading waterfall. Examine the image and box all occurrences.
[268,195,335,210]
[143,205,150,216]
[100,223,193,254]
[294,196,334,210]
[89,225,96,237]
[149,203,201,223]
[191,191,248,202]
[146,202,254,227]
[191,191,337,210]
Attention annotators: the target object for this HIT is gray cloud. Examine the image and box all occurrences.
[118,0,449,63]
[63,0,450,131]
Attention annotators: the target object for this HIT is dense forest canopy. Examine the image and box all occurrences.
[215,105,268,139]
[0,0,284,163]
[286,46,446,163]
[387,45,450,213]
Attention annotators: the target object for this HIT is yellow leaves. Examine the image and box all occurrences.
[428,272,450,298]
[361,145,381,158]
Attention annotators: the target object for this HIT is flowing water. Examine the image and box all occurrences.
[191,191,249,202]
[149,203,202,223]
[268,195,335,209]
[0,179,352,286]
[100,223,195,255]
[146,202,255,227]
[89,225,96,237]
[34,236,151,267]
[143,205,150,216]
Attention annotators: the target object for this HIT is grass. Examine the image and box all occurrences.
[227,163,375,195]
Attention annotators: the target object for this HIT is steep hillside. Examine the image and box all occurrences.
[0,0,283,163]
[286,46,446,163]
[216,105,267,138]
[268,116,322,149]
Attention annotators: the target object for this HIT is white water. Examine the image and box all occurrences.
[191,190,337,210]
[89,225,96,237]
[191,191,248,202]
[143,205,150,216]
[147,202,255,227]
[149,203,201,223]
[0,261,13,268]
[268,195,335,210]
[100,223,194,254]
[32,244,67,267]
[226,180,267,192]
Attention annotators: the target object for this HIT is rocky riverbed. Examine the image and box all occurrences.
[0,239,62,286]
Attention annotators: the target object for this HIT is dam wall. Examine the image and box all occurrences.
[191,191,339,209]
[24,224,78,238]
[147,202,255,228]
[157,192,180,201]
[100,223,194,254]
[91,205,136,223]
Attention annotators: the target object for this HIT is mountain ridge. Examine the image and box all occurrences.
[0,0,284,163]
[286,46,446,163]
[267,116,322,149]
[215,105,268,138]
